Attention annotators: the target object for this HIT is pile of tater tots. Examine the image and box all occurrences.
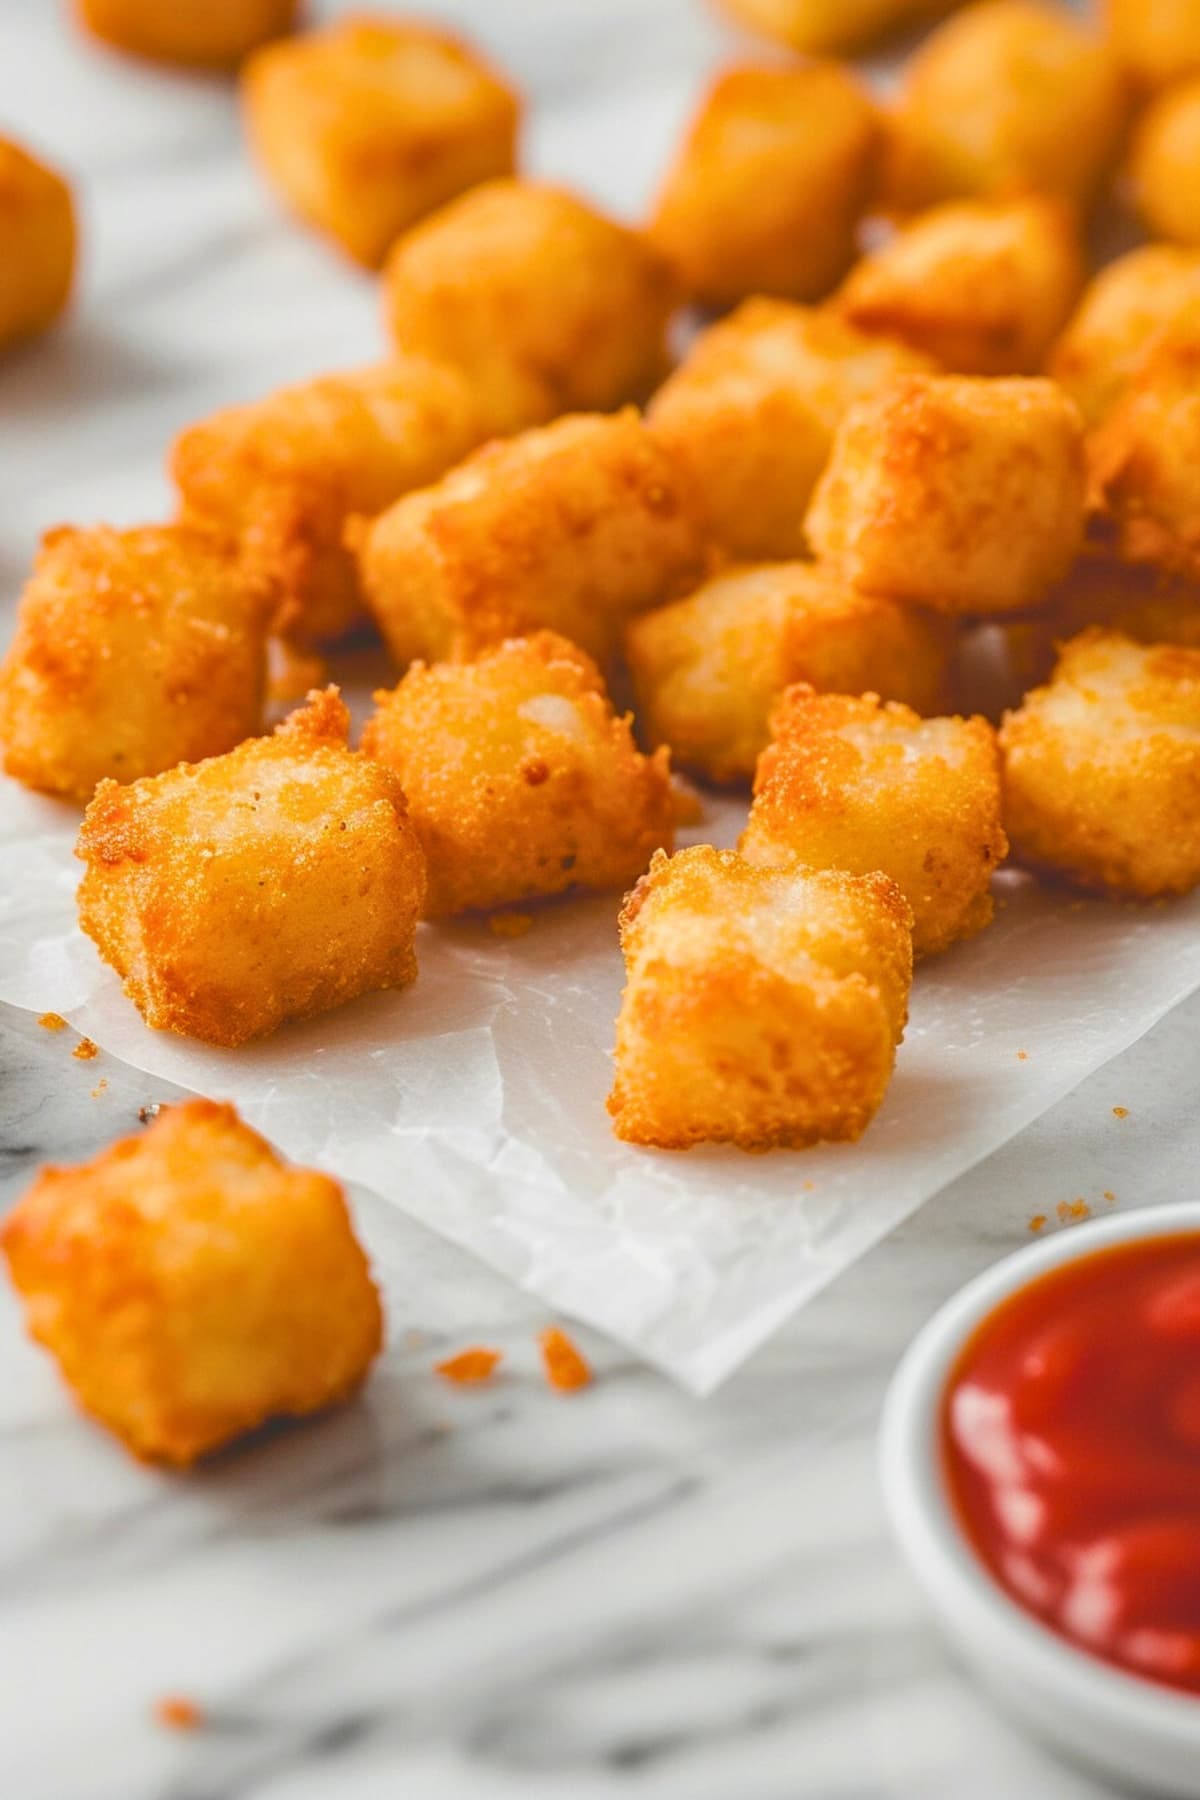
[5,0,1200,1461]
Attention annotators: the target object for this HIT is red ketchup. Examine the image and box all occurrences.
[942,1232,1200,1696]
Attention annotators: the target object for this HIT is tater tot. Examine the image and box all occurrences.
[242,13,520,267]
[607,844,913,1151]
[1,1100,382,1466]
[806,374,1085,615]
[1130,79,1200,247]
[999,629,1200,897]
[714,0,958,55]
[884,0,1127,213]
[837,197,1084,375]
[171,356,490,646]
[0,138,75,353]
[362,632,673,917]
[1104,0,1200,92]
[356,410,706,670]
[625,562,953,786]
[648,63,879,309]
[76,688,426,1047]
[0,524,270,804]
[1087,302,1200,577]
[383,180,676,430]
[741,687,1007,956]
[1047,245,1200,427]
[646,299,936,562]
[76,0,297,68]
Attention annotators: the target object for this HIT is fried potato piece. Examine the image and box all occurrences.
[741,687,1006,955]
[806,373,1085,615]
[1087,303,1200,577]
[646,300,936,562]
[625,562,953,786]
[884,1,1127,213]
[837,196,1083,376]
[242,13,519,267]
[1103,0,1200,91]
[171,357,490,646]
[383,180,676,430]
[648,63,879,309]
[607,844,912,1151]
[362,632,673,917]
[1047,245,1200,427]
[76,688,425,1046]
[1130,78,1200,247]
[1,1099,382,1466]
[356,410,706,670]
[0,138,75,352]
[999,629,1200,897]
[0,524,270,803]
[76,0,297,67]
[713,0,959,55]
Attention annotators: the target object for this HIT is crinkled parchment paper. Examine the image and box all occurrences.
[3,770,1199,1392]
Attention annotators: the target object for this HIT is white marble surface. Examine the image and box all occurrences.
[0,1,1193,1794]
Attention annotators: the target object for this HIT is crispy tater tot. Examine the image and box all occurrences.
[1103,0,1200,92]
[884,0,1127,213]
[383,180,676,430]
[607,845,913,1151]
[76,0,297,68]
[76,689,426,1047]
[837,196,1084,375]
[741,687,1007,956]
[171,357,490,646]
[648,62,879,309]
[999,629,1200,897]
[1,1099,382,1465]
[625,562,953,786]
[242,13,520,267]
[646,299,936,562]
[0,524,270,804]
[356,410,706,670]
[362,633,674,917]
[714,0,958,55]
[0,137,75,353]
[806,373,1085,615]
[1047,245,1200,427]
[1130,78,1200,247]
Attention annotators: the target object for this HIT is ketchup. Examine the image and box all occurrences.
[942,1232,1200,1696]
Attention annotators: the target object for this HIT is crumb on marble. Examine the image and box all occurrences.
[539,1325,592,1392]
[1112,1105,1130,1119]
[72,1037,98,1061]
[1028,1212,1047,1232]
[1016,1049,1029,1060]
[488,911,533,939]
[138,1104,160,1125]
[154,1695,203,1732]
[434,1346,502,1383]
[90,1078,107,1098]
[1056,1198,1091,1223]
[1103,1189,1117,1204]
[38,1012,67,1032]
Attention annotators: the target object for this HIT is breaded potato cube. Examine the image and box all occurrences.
[356,410,706,670]
[1087,303,1200,577]
[806,374,1085,615]
[171,356,490,646]
[607,844,913,1151]
[0,524,270,804]
[242,13,519,268]
[383,180,676,430]
[0,138,75,352]
[999,629,1200,897]
[1,1100,382,1466]
[714,0,958,55]
[837,197,1083,376]
[646,299,937,562]
[76,688,425,1046]
[76,0,297,67]
[1104,0,1200,91]
[741,687,1007,956]
[625,562,953,786]
[884,1,1127,213]
[362,632,673,917]
[1047,245,1200,427]
[1131,79,1200,247]
[648,63,879,309]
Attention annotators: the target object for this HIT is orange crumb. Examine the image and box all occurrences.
[434,1346,502,1384]
[802,1180,815,1192]
[539,1326,592,1393]
[1016,1049,1028,1061]
[488,912,533,939]
[154,1695,203,1732]
[1028,1213,1047,1233]
[1112,1106,1129,1119]
[38,1012,67,1032]
[90,1079,108,1098]
[72,1037,98,1061]
[1103,1189,1116,1205]
[1056,1198,1091,1223]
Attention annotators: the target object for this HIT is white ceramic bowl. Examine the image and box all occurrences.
[880,1202,1200,1798]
